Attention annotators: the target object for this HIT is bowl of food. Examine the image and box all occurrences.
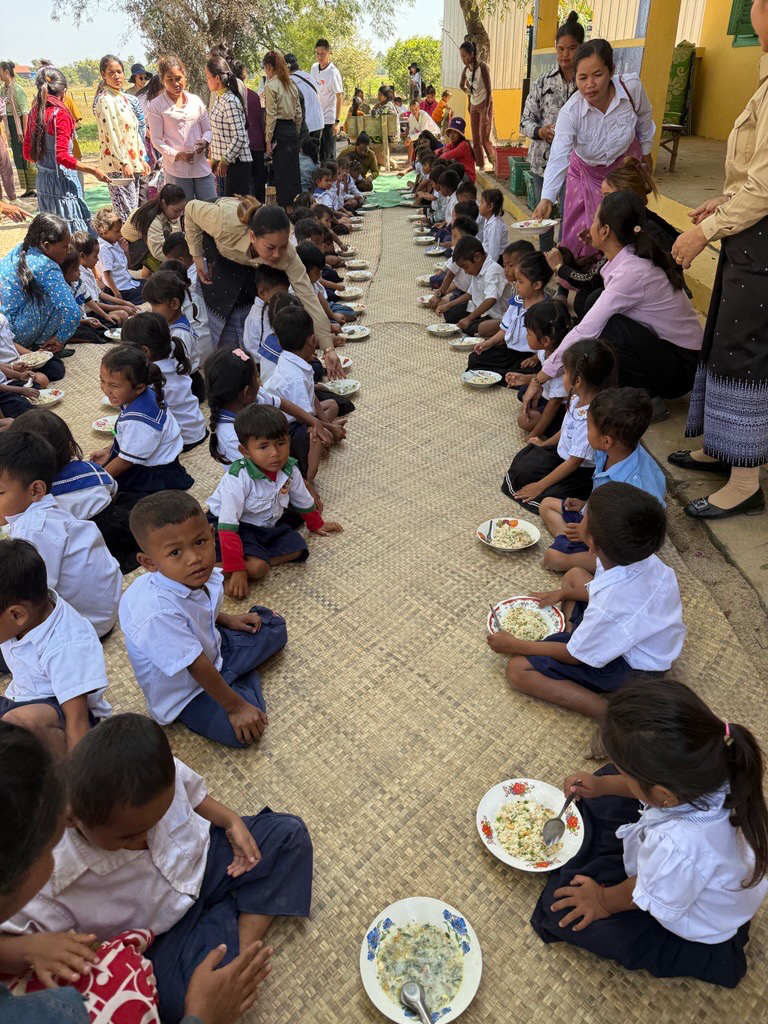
[341,248,357,257]
[347,270,372,281]
[461,370,501,388]
[337,288,363,301]
[427,323,460,336]
[13,350,52,370]
[324,377,360,398]
[408,214,424,222]
[340,325,370,341]
[476,517,540,551]
[425,246,448,256]
[486,596,564,639]
[417,294,434,306]
[510,219,559,232]
[28,387,64,407]
[345,260,369,270]
[360,897,482,1023]
[346,302,366,315]
[92,414,119,433]
[416,274,433,286]
[476,778,584,871]
[104,328,122,341]
[448,336,476,352]
[415,235,434,245]
[400,200,419,208]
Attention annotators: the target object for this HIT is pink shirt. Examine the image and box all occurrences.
[543,246,703,377]
[147,91,212,179]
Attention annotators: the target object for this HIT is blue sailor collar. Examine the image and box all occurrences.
[118,387,167,432]
[51,460,114,494]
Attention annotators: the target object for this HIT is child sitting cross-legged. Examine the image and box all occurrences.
[296,241,347,333]
[488,482,686,718]
[505,300,571,440]
[207,404,342,598]
[540,387,667,573]
[92,208,145,305]
[71,231,135,325]
[450,236,511,338]
[0,431,122,638]
[0,538,111,753]
[0,713,313,1022]
[120,491,288,747]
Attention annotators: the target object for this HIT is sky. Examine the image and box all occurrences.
[4,1,437,67]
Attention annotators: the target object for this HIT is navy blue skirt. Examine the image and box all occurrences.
[110,446,194,496]
[208,513,308,565]
[502,442,594,510]
[550,503,589,555]
[531,766,752,988]
[526,603,631,693]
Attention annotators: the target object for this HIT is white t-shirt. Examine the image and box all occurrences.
[310,61,343,125]
[292,71,324,133]
[268,350,316,420]
[78,266,101,302]
[243,297,269,362]
[557,395,595,466]
[0,312,18,362]
[538,350,567,399]
[155,357,207,445]
[445,259,471,293]
[98,239,134,292]
[468,256,510,318]
[477,215,509,262]
[170,315,200,374]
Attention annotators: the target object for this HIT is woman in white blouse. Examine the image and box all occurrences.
[204,55,252,198]
[533,39,655,259]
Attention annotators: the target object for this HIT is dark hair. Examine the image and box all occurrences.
[453,199,479,221]
[295,241,325,273]
[453,235,485,263]
[102,345,166,407]
[523,299,572,348]
[561,336,616,395]
[589,387,653,450]
[291,207,314,225]
[0,720,64,897]
[556,10,585,44]
[428,167,444,185]
[0,62,17,78]
[204,347,259,463]
[600,679,768,888]
[59,245,81,278]
[262,51,292,89]
[129,490,206,548]
[516,250,553,289]
[456,180,477,199]
[9,409,81,470]
[300,137,319,161]
[324,161,337,178]
[206,54,245,113]
[503,239,536,259]
[315,37,330,49]
[130,184,186,242]
[294,219,325,243]
[293,191,314,210]
[0,430,55,490]
[481,187,503,216]
[71,230,98,256]
[231,58,248,82]
[336,156,350,172]
[99,53,123,76]
[161,259,197,318]
[254,264,290,296]
[460,41,477,57]
[313,166,333,186]
[356,131,371,146]
[161,231,189,259]
[247,204,291,237]
[438,170,460,192]
[585,481,665,565]
[234,404,290,446]
[273,304,313,353]
[18,213,70,303]
[29,67,69,162]
[157,54,186,82]
[67,714,176,827]
[451,215,479,237]
[0,538,48,614]
[574,38,614,73]
[122,311,190,376]
[598,191,683,289]
[143,269,194,319]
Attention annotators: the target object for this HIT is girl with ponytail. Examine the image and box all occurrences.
[532,678,768,988]
[205,55,252,197]
[121,183,187,271]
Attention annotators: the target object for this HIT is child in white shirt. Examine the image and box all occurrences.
[0,537,111,752]
[477,188,509,261]
[242,266,290,382]
[505,300,572,439]
[143,269,203,399]
[336,156,363,211]
[0,431,122,638]
[161,233,213,364]
[208,404,342,597]
[2,713,313,1021]
[451,236,512,337]
[119,492,288,747]
[91,208,144,305]
[71,231,136,324]
[489,482,685,718]
[531,678,767,988]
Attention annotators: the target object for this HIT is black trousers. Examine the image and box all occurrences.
[319,124,336,163]
[250,151,266,203]
[223,160,253,198]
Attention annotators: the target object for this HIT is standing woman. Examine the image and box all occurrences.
[94,55,148,220]
[23,68,110,235]
[408,63,423,104]
[0,61,36,196]
[668,0,768,520]
[262,51,302,212]
[121,183,187,271]
[233,60,266,202]
[147,55,215,201]
[532,39,655,259]
[205,55,252,198]
[521,11,583,209]
[459,41,495,171]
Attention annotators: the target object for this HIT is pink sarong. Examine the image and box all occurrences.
[561,138,643,259]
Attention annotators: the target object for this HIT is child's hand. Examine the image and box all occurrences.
[316,520,343,537]
[473,339,491,354]
[90,446,111,465]
[225,817,262,877]
[520,356,538,369]
[23,387,41,400]
[564,497,586,512]
[527,436,548,447]
[228,701,268,746]
[309,421,333,446]
[328,422,346,443]
[224,571,250,601]
[332,335,345,347]
[563,773,606,801]
[330,322,341,335]
[106,311,121,325]
[487,631,522,655]
[564,523,583,542]
[530,589,563,607]
[224,611,263,633]
[513,482,542,502]
[551,875,611,931]
[23,931,99,987]
[83,317,101,328]
[457,317,472,332]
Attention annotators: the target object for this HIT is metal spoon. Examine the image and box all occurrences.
[400,982,431,1024]
[489,603,502,631]
[542,788,579,847]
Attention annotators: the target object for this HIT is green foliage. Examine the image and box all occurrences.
[384,36,441,97]
[59,59,100,87]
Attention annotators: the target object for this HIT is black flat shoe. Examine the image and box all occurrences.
[58,348,76,358]
[668,450,729,473]
[685,490,765,520]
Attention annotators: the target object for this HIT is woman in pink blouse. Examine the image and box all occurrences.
[147,55,216,201]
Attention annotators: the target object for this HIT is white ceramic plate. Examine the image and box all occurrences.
[434,260,449,271]
[321,353,352,371]
[427,323,460,336]
[13,350,52,369]
[341,248,357,257]
[360,897,482,1023]
[109,176,134,186]
[346,270,372,281]
[349,224,362,231]
[461,370,501,388]
[323,377,360,397]
[345,260,369,270]
[477,778,584,872]
[346,302,366,315]
[486,596,565,636]
[417,294,434,306]
[476,517,540,552]
[27,387,63,407]
[340,325,370,341]
[449,336,476,352]
[400,200,419,207]
[510,218,559,231]
[416,274,433,286]
[337,288,363,300]
[426,246,448,256]
[415,235,434,245]
[92,414,119,433]
[105,328,122,341]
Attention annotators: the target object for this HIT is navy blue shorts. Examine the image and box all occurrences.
[525,603,631,693]
[208,513,308,565]
[550,503,589,555]
[0,694,100,727]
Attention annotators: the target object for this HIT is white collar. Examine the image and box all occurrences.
[576,74,628,118]
[9,589,61,649]
[149,570,216,600]
[6,492,58,527]
[279,349,313,376]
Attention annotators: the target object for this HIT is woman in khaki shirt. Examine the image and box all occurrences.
[184,195,342,377]
[263,51,302,210]
[670,2,768,520]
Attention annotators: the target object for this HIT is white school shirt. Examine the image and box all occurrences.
[477,214,509,262]
[213,392,282,464]
[78,266,101,302]
[567,554,686,670]
[7,495,121,638]
[444,259,471,293]
[119,569,226,724]
[187,263,213,363]
[155,357,207,445]
[557,395,595,466]
[468,255,511,318]
[538,351,567,399]
[313,187,336,210]
[444,192,458,223]
[98,239,134,292]
[208,456,315,529]
[341,173,361,200]
[268,350,315,421]
[52,460,117,520]
[542,74,656,203]
[170,315,200,374]
[618,787,767,943]
[500,295,528,352]
[310,61,343,125]
[0,312,18,362]
[5,759,210,940]
[243,297,269,363]
[0,589,111,718]
[115,396,184,467]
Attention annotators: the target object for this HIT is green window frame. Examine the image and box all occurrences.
[727,0,760,47]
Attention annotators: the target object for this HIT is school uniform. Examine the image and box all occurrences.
[440,260,472,324]
[187,263,213,365]
[525,553,685,691]
[7,494,122,638]
[265,350,319,476]
[5,758,313,1023]
[98,238,144,305]
[502,395,595,508]
[111,387,193,495]
[532,766,765,988]
[211,390,282,464]
[67,279,108,344]
[0,366,35,417]
[467,294,537,376]
[119,568,287,747]
[340,173,362,207]
[243,298,281,383]
[312,186,336,209]
[169,314,204,399]
[462,256,511,337]
[0,311,65,384]
[0,589,111,725]
[155,357,207,450]
[477,214,509,262]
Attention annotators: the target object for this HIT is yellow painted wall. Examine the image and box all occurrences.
[693,0,761,139]
[456,89,524,143]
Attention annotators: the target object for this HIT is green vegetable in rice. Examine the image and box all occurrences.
[377,923,463,1010]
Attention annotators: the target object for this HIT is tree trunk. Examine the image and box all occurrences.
[458,0,497,146]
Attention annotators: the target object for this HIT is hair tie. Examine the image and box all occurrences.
[724,721,734,747]
[633,225,642,235]
[232,348,249,361]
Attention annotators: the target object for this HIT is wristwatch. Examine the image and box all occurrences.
[334,119,340,124]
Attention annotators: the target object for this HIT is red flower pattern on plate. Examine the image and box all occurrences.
[480,817,494,843]
[502,781,529,797]
[565,813,580,833]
